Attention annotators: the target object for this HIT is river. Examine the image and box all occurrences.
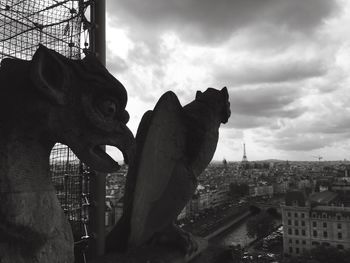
[213,217,282,249]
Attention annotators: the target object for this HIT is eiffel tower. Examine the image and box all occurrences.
[242,143,248,165]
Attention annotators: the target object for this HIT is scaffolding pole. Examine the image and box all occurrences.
[88,0,106,258]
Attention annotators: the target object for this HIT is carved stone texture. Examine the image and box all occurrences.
[0,45,134,263]
[93,236,208,263]
[106,88,230,259]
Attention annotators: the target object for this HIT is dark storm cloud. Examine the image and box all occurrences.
[227,111,302,130]
[258,110,350,152]
[272,136,330,151]
[228,86,305,118]
[306,112,350,135]
[267,128,350,151]
[226,114,268,129]
[107,0,339,45]
[216,58,327,86]
[223,85,306,129]
[253,128,328,151]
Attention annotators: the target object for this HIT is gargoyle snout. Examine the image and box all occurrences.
[113,123,135,165]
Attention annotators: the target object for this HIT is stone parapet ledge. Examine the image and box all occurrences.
[89,236,208,263]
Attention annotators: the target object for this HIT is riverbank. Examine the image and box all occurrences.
[182,203,251,237]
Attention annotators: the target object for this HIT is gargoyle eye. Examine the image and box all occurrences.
[97,99,118,119]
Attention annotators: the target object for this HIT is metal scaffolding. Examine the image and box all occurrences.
[0,0,91,61]
[50,143,92,262]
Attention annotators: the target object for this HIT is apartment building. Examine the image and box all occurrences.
[282,190,350,256]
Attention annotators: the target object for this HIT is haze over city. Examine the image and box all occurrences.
[104,0,350,162]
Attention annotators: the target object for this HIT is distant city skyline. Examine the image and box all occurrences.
[104,0,350,162]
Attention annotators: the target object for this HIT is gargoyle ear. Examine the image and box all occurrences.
[31,44,70,105]
[221,87,228,99]
[195,90,203,99]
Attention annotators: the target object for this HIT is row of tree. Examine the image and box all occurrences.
[228,182,249,197]
[246,210,279,239]
[286,245,350,263]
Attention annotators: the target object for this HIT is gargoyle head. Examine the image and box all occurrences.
[195,87,231,124]
[29,45,134,172]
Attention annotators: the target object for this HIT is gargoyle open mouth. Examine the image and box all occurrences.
[88,142,131,173]
[63,124,134,173]
[93,144,129,165]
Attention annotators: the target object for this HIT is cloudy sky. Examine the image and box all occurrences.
[104,0,350,162]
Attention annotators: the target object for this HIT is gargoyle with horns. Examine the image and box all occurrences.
[106,87,230,256]
[0,45,134,263]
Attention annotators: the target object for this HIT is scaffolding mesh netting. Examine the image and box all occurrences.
[50,144,90,239]
[0,1,93,261]
[0,0,90,61]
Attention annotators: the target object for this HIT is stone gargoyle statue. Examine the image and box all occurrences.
[106,87,231,260]
[0,45,134,263]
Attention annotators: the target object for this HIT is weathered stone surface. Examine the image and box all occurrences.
[106,88,230,259]
[93,236,208,263]
[0,45,134,263]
